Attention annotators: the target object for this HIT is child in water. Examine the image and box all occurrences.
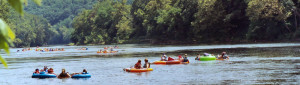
[33,69,40,74]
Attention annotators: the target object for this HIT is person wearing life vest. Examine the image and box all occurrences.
[134,60,142,69]
[143,59,150,68]
[183,54,189,62]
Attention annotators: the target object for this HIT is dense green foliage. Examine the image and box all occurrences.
[0,0,41,68]
[0,1,53,47]
[72,0,132,44]
[72,0,300,44]
[24,0,99,44]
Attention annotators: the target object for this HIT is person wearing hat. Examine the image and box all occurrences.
[143,58,150,68]
[183,54,189,62]
[218,52,229,59]
[134,59,142,69]
[161,54,167,61]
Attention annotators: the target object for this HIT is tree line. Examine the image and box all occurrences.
[71,0,300,45]
[1,0,300,47]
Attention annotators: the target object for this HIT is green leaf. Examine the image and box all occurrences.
[0,18,15,68]
[32,0,42,6]
[0,55,8,68]
[7,0,24,15]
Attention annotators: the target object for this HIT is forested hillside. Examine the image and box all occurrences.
[1,0,300,47]
[0,0,99,47]
[71,0,300,45]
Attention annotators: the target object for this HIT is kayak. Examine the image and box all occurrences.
[32,73,56,78]
[124,68,153,72]
[152,60,181,64]
[71,73,91,78]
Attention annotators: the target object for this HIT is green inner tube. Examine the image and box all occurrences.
[199,56,216,61]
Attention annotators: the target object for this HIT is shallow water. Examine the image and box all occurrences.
[1,43,300,84]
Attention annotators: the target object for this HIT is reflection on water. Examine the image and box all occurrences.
[0,43,300,84]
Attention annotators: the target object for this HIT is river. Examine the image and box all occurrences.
[0,43,300,84]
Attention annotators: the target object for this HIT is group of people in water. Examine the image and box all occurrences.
[17,47,65,52]
[77,47,88,50]
[131,52,229,69]
[160,54,189,62]
[33,66,88,79]
[97,46,119,53]
[195,52,229,60]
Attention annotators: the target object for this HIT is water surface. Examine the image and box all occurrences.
[0,43,300,84]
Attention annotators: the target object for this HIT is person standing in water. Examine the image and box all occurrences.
[143,59,150,68]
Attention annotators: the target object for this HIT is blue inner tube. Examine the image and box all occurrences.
[71,73,91,78]
[32,73,56,78]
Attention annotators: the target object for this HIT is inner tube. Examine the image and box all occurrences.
[197,56,216,61]
[71,73,91,78]
[124,68,153,72]
[152,60,181,64]
[32,73,56,78]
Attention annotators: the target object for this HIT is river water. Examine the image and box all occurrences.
[1,43,300,84]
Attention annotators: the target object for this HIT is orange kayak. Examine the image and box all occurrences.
[152,60,181,64]
[123,68,153,72]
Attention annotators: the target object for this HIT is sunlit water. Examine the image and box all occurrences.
[0,43,300,84]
